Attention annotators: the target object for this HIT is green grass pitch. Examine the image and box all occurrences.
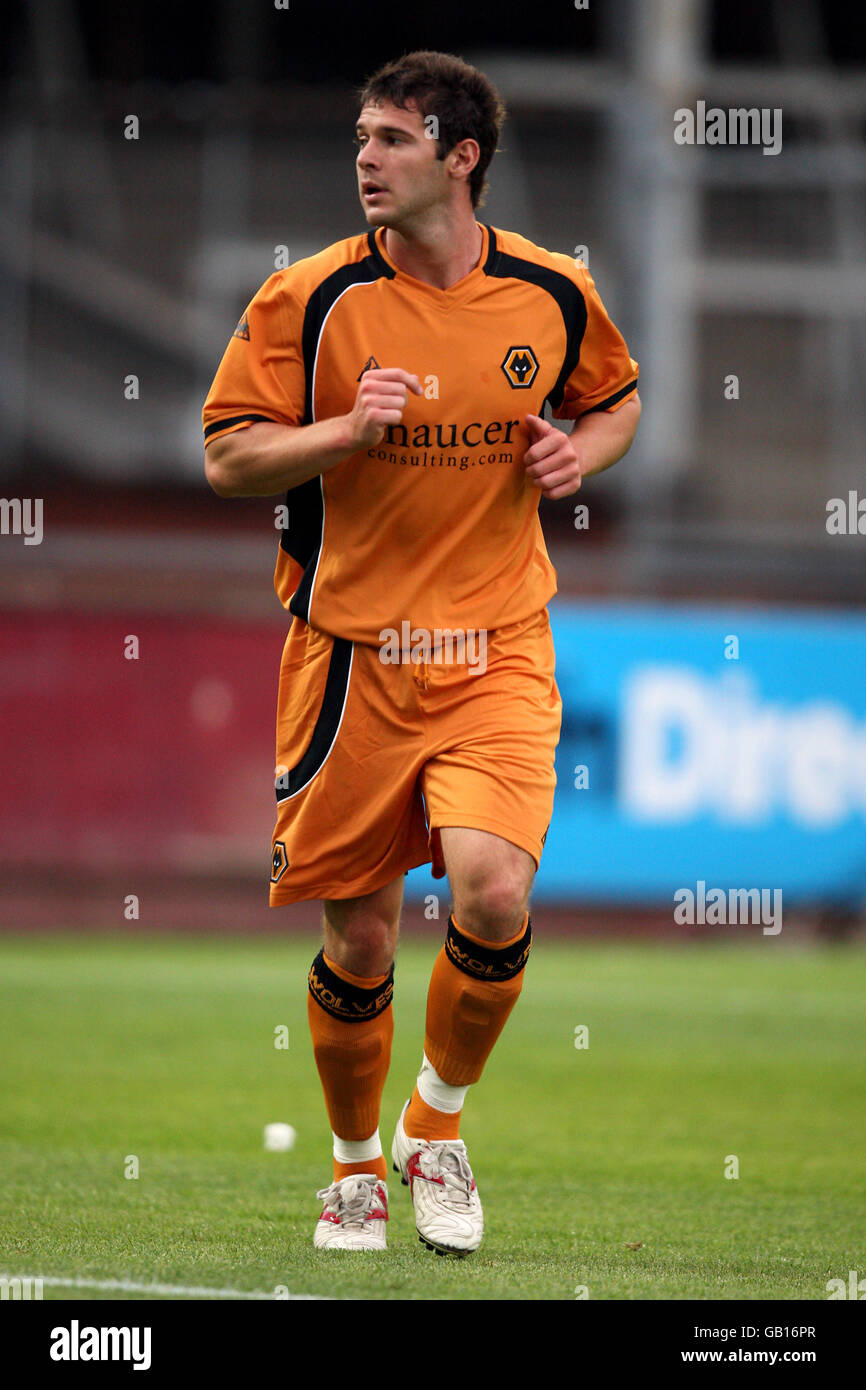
[0,932,863,1301]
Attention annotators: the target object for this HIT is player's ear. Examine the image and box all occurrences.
[448,138,480,180]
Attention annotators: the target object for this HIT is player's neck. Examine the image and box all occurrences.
[382,212,483,290]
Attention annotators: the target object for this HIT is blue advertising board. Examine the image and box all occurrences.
[405,600,866,906]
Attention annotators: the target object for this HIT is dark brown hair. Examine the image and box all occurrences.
[358,50,506,209]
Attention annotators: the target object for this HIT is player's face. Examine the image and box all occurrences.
[355,101,449,230]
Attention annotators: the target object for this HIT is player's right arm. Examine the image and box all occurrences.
[205,368,422,497]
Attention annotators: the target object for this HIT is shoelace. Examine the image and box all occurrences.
[417,1142,475,1210]
[316,1175,381,1228]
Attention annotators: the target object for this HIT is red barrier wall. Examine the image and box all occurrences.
[2,611,286,875]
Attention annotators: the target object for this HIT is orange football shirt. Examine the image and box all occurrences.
[203,223,638,645]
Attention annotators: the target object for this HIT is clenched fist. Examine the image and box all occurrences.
[523,413,582,500]
[345,368,423,449]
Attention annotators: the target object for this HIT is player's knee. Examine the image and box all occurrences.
[322,903,398,976]
[453,866,531,939]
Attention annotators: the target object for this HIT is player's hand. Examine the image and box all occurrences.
[523,413,582,500]
[345,368,423,449]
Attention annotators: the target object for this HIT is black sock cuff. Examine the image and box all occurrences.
[308,949,394,1022]
[445,914,532,982]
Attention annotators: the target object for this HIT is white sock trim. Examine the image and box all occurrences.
[332,1129,382,1163]
[417,1052,468,1115]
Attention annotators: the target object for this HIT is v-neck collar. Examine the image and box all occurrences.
[371,223,494,306]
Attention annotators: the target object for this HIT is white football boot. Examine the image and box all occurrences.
[313,1173,388,1251]
[391,1100,483,1256]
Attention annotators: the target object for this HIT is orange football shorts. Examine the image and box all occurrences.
[268,606,561,904]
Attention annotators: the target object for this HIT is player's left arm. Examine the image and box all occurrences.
[524,393,641,501]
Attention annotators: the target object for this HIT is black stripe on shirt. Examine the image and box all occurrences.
[203,412,277,440]
[482,226,588,414]
[580,379,639,414]
[282,239,393,623]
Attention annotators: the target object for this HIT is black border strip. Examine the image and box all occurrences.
[275,636,353,802]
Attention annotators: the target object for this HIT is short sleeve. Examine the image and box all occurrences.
[202,273,306,445]
[553,265,639,420]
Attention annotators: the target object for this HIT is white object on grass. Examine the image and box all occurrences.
[264,1122,296,1152]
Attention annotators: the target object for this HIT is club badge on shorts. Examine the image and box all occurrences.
[271,841,289,883]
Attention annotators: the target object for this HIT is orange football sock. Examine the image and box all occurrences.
[403,1084,462,1141]
[333,1155,388,1182]
[421,912,533,1089]
[307,949,393,1180]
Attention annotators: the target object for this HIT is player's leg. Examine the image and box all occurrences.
[310,874,402,1251]
[391,828,534,1254]
[312,873,403,1177]
[407,825,534,1125]
[266,620,429,1247]
[444,825,534,940]
[392,609,559,1252]
[402,825,534,1141]
[405,607,554,1144]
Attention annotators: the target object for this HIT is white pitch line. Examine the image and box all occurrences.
[12,1275,330,1301]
